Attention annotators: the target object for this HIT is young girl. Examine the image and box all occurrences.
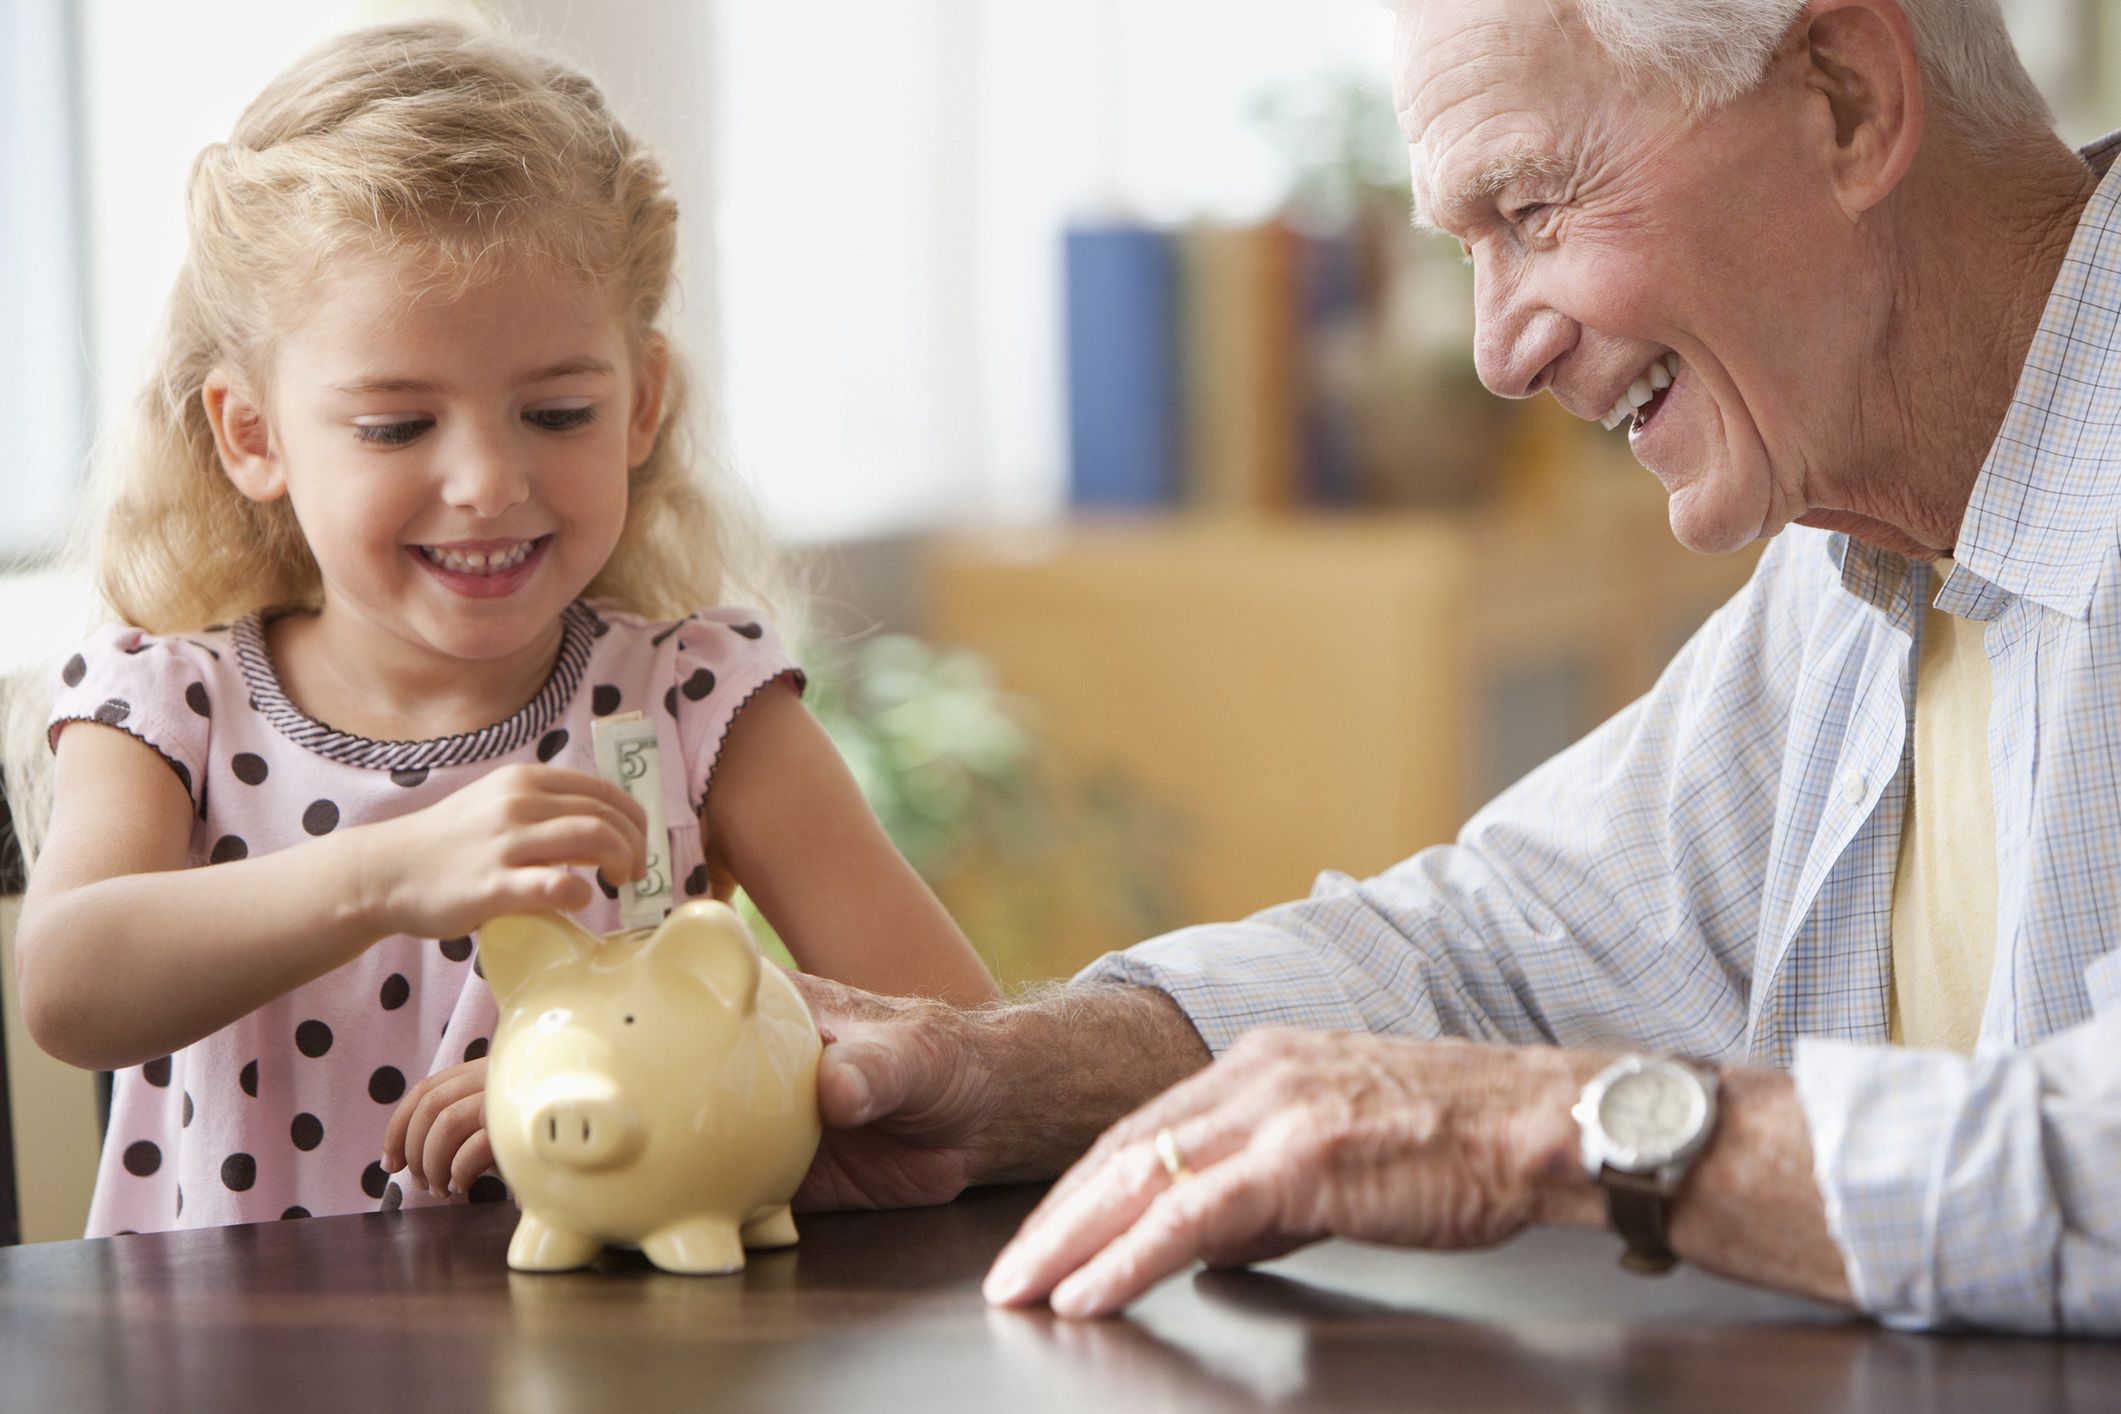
[10,19,997,1236]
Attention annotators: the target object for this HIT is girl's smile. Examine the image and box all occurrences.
[410,534,554,600]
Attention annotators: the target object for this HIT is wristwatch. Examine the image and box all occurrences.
[1572,1055,1721,1275]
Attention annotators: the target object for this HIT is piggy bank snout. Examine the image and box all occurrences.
[527,1089,646,1173]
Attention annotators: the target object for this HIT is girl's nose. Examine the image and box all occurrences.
[442,427,532,518]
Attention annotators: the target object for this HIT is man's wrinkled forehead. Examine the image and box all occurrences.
[1391,0,1590,232]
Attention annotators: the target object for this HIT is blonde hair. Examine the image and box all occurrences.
[4,19,796,871]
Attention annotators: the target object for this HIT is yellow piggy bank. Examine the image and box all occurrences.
[477,900,822,1275]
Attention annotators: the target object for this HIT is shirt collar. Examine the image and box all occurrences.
[1942,132,2121,621]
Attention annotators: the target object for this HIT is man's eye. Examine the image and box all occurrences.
[355,419,432,446]
[526,406,597,432]
[1511,202,1557,234]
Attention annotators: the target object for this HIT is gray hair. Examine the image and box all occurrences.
[1572,0,2051,138]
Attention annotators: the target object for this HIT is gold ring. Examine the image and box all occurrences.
[1154,1126,1193,1183]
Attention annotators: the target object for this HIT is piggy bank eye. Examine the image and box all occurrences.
[624,1015,635,1025]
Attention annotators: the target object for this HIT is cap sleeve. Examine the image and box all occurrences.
[667,610,806,815]
[47,625,214,811]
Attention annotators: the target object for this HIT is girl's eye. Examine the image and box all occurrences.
[355,419,432,446]
[525,406,597,432]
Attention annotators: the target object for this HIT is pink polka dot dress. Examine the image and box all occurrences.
[45,600,802,1236]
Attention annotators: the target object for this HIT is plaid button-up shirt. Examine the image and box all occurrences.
[1086,134,2121,1335]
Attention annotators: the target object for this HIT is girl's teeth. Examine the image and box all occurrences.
[421,541,536,575]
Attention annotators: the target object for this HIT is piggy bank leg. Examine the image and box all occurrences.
[508,1212,605,1273]
[740,1206,799,1249]
[641,1217,745,1275]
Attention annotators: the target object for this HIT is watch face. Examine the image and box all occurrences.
[1597,1064,1706,1160]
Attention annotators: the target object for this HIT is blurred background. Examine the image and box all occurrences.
[0,0,2112,1239]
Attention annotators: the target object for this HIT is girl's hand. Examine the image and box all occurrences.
[355,764,649,941]
[382,1058,492,1199]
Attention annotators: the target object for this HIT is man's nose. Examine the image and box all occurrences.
[442,422,532,518]
[1472,276,1574,401]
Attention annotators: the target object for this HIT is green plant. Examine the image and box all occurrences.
[736,633,1186,983]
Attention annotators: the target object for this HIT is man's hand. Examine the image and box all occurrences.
[981,1030,1604,1318]
[789,975,1213,1212]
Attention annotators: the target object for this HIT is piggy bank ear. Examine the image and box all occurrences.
[476,912,596,1006]
[640,901,762,1015]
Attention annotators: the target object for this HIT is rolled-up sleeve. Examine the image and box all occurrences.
[1792,1011,2121,1334]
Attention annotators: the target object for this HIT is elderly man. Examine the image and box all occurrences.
[792,0,2121,1333]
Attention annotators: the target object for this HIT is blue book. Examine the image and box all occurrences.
[1063,224,1181,508]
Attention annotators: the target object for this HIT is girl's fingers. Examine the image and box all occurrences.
[518,768,648,833]
[500,817,643,885]
[419,1092,488,1200]
[391,1065,483,1185]
[448,1130,496,1198]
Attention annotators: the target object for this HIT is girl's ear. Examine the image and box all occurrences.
[626,333,670,469]
[201,369,286,502]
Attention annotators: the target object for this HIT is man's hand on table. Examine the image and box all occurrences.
[980,1030,1609,1317]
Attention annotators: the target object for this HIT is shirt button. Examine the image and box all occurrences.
[1840,771,1868,806]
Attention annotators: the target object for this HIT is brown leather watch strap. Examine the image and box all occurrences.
[1601,1168,1679,1275]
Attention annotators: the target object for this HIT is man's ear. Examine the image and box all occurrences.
[625,332,670,470]
[200,369,285,503]
[1799,0,1925,218]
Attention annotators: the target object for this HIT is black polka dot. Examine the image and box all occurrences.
[390,768,429,788]
[122,641,150,656]
[537,729,569,762]
[295,1020,333,1058]
[221,1153,257,1192]
[182,1092,194,1127]
[682,668,716,701]
[380,973,410,1010]
[468,1175,509,1204]
[141,1055,171,1087]
[93,698,131,725]
[290,1113,324,1151]
[197,781,209,820]
[439,936,473,963]
[361,1162,389,1200]
[211,835,249,864]
[185,682,211,718]
[281,1206,310,1221]
[380,1183,404,1213]
[463,1037,489,1062]
[684,864,709,897]
[592,685,622,716]
[62,654,86,687]
[732,622,764,640]
[123,1141,161,1177]
[302,799,339,836]
[597,872,619,900]
[664,686,679,717]
[232,753,269,785]
[175,1186,184,1217]
[472,951,485,979]
[171,761,193,798]
[240,1059,258,1097]
[589,614,610,638]
[368,1067,406,1105]
[115,1230,138,1236]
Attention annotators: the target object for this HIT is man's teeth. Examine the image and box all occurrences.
[1601,353,1683,431]
[419,540,537,575]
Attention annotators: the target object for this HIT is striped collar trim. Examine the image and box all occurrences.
[232,602,601,771]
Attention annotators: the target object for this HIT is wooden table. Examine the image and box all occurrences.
[0,1184,2110,1411]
